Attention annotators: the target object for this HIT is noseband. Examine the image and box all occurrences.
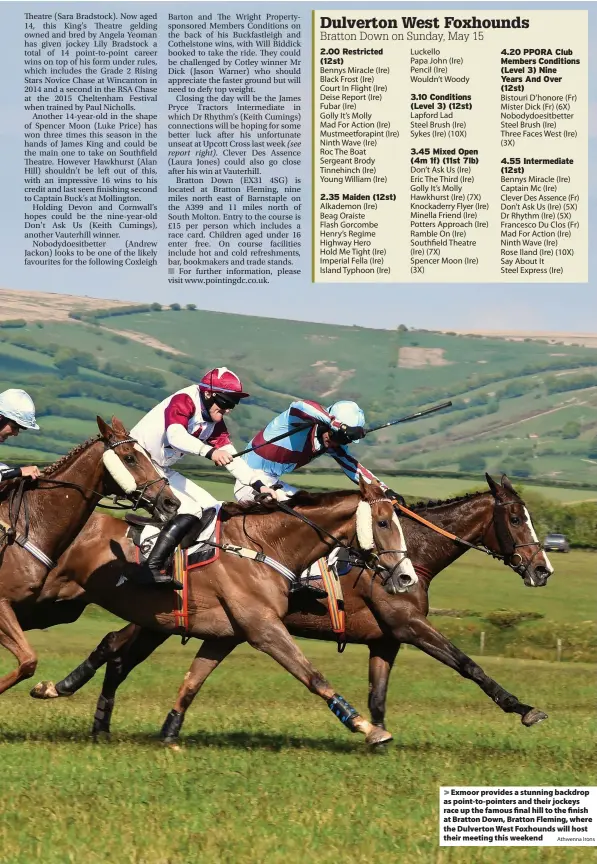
[106,438,169,512]
[487,499,545,576]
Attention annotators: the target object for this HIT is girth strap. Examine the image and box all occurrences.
[206,540,297,586]
[0,518,56,570]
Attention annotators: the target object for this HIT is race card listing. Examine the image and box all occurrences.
[440,786,597,846]
[312,9,588,283]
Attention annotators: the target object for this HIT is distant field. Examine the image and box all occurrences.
[2,293,597,487]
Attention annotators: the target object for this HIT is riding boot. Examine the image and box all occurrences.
[144,513,203,589]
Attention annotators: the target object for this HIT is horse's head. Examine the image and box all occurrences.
[485,473,553,587]
[97,416,180,522]
[355,478,418,594]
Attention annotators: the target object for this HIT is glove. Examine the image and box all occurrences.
[331,425,365,445]
[385,487,406,507]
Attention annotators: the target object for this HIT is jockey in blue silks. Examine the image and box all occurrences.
[234,398,402,505]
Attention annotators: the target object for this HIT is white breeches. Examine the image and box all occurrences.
[164,469,218,516]
[234,469,298,504]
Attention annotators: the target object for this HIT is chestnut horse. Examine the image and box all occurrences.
[29,479,417,746]
[33,474,553,743]
[0,416,178,695]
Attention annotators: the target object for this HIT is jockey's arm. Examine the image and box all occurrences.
[288,400,344,433]
[329,446,388,490]
[215,443,269,488]
[0,464,40,482]
[165,422,219,460]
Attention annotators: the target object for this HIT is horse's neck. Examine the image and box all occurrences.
[412,493,494,583]
[32,439,106,557]
[229,496,357,574]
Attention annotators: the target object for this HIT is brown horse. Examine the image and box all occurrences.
[28,479,418,746]
[32,474,553,743]
[0,416,178,695]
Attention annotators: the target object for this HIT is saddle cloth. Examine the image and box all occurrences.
[128,508,348,641]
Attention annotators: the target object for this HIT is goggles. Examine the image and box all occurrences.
[212,392,241,411]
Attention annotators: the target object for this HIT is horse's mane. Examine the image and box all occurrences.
[221,488,355,519]
[411,490,490,511]
[411,485,521,511]
[40,435,101,476]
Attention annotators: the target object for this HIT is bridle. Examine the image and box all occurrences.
[104,437,170,512]
[481,498,545,577]
[394,496,545,578]
[0,436,169,570]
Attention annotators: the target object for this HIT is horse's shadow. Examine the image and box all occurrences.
[0,727,361,753]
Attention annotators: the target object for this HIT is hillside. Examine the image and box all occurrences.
[1,289,597,489]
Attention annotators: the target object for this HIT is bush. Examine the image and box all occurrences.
[0,319,27,328]
[483,609,544,630]
[458,453,486,473]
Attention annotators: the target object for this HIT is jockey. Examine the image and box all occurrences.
[233,399,403,598]
[0,389,41,483]
[234,399,402,505]
[129,367,269,588]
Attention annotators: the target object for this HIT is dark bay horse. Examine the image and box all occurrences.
[0,416,178,695]
[32,474,553,743]
[29,480,418,746]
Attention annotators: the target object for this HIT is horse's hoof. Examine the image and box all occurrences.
[161,738,181,751]
[522,708,548,727]
[30,681,59,699]
[365,726,393,747]
[92,730,111,743]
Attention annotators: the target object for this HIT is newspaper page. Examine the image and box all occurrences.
[0,1,595,862]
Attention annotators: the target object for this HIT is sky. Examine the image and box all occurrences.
[0,0,595,332]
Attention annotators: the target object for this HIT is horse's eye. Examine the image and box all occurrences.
[378,520,389,529]
[511,516,520,525]
[124,454,136,465]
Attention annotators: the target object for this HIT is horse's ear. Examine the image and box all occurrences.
[358,474,370,497]
[97,416,113,440]
[501,474,516,495]
[111,416,127,436]
[485,473,500,498]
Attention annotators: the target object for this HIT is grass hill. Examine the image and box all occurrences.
[1,289,597,493]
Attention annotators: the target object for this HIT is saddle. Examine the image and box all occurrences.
[127,506,222,571]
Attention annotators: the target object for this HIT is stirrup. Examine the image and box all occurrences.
[148,571,184,591]
[292,582,328,600]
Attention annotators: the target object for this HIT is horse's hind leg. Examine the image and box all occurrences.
[161,637,240,745]
[246,616,392,746]
[31,623,140,699]
[0,600,37,696]
[91,628,168,738]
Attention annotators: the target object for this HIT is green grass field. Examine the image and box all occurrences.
[1,626,595,863]
[1,547,595,861]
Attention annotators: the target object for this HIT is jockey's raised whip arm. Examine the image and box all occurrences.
[233,421,316,458]
[365,401,452,435]
[233,401,453,458]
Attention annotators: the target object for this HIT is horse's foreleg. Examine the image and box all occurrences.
[161,637,240,745]
[399,614,547,727]
[368,639,400,729]
[92,628,168,738]
[31,623,141,700]
[0,600,38,695]
[245,616,392,746]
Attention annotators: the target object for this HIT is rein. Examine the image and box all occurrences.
[393,499,543,574]
[270,497,404,577]
[0,436,166,571]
